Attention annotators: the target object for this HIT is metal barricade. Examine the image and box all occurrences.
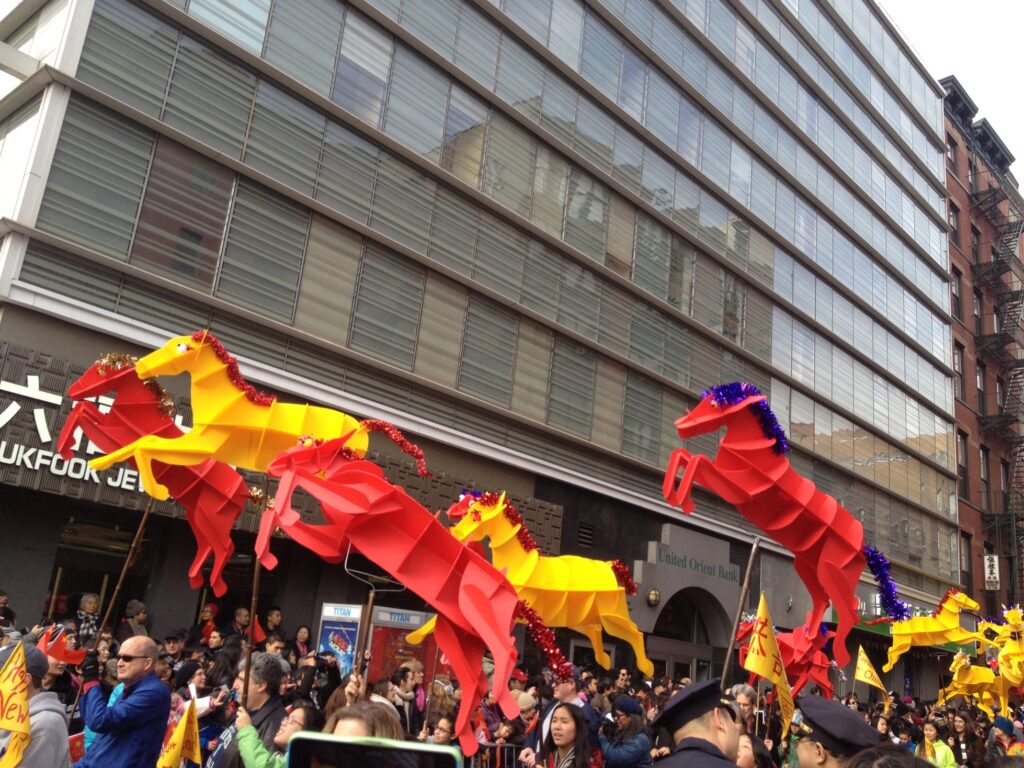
[465,741,524,768]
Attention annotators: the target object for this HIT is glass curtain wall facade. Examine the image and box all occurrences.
[1,0,956,602]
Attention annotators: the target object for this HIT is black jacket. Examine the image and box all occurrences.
[656,736,737,768]
[205,695,286,768]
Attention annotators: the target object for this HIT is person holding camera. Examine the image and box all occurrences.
[599,697,652,767]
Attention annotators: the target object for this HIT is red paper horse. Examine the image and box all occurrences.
[736,620,834,699]
[256,438,520,756]
[663,382,865,666]
[57,354,254,596]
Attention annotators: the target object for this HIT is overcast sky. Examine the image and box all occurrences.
[879,0,1023,175]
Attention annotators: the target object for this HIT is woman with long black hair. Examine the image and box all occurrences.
[600,697,652,767]
[540,703,600,768]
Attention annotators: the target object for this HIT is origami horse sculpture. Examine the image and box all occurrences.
[57,354,253,595]
[937,651,1003,713]
[883,590,988,672]
[980,606,1024,686]
[256,439,519,756]
[407,491,655,677]
[736,620,834,699]
[90,332,371,500]
[663,382,865,666]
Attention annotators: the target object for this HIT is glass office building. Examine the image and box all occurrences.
[0,0,954,683]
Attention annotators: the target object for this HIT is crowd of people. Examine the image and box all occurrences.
[4,589,1024,768]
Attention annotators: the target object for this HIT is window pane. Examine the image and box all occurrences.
[634,214,670,299]
[384,46,449,159]
[78,0,177,118]
[441,86,488,187]
[399,0,459,59]
[481,114,536,217]
[264,0,343,95]
[333,10,392,127]
[429,187,477,275]
[188,0,270,53]
[316,122,379,223]
[37,97,152,259]
[623,371,662,463]
[370,154,436,252]
[217,180,309,320]
[547,337,596,437]
[473,213,526,300]
[163,36,256,157]
[245,82,326,196]
[130,139,233,289]
[454,3,499,88]
[580,12,621,99]
[349,246,425,369]
[531,145,569,236]
[564,167,608,260]
[495,36,544,121]
[459,297,518,406]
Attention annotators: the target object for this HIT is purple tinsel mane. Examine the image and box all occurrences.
[704,382,790,455]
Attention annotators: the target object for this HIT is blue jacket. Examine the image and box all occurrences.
[73,673,170,768]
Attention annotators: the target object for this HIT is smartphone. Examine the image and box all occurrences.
[287,734,462,768]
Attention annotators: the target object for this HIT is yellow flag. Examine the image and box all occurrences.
[0,642,31,768]
[855,646,891,714]
[157,699,201,768]
[742,593,794,737]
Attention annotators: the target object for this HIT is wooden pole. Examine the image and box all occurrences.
[721,537,761,693]
[195,587,208,625]
[97,573,110,618]
[241,560,261,709]
[353,588,377,683]
[96,499,155,645]
[69,498,154,725]
[46,567,63,621]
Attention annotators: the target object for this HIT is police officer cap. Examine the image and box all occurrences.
[794,695,883,757]
[652,678,734,734]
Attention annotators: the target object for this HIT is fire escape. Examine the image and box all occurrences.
[972,177,1024,604]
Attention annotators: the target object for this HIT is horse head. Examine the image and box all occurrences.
[943,590,981,614]
[446,491,508,544]
[136,331,214,378]
[69,354,143,399]
[948,650,970,675]
[267,434,362,481]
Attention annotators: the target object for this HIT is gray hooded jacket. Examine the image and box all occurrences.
[20,691,70,768]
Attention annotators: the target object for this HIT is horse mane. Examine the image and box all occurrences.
[478,492,540,554]
[95,353,174,416]
[191,331,276,407]
[704,382,790,454]
[932,588,961,617]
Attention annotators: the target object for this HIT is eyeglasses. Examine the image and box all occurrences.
[282,715,305,727]
[116,654,144,663]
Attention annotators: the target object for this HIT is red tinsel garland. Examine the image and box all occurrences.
[611,560,638,596]
[478,492,539,553]
[192,330,276,407]
[360,419,431,477]
[514,601,574,682]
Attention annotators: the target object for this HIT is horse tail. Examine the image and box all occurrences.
[359,418,431,477]
[863,545,911,620]
[611,560,638,596]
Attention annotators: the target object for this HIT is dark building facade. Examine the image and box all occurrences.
[942,75,1022,613]
[0,0,955,691]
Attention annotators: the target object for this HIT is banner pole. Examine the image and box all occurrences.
[241,560,261,709]
[722,537,761,693]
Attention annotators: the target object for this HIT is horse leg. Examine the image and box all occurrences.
[662,447,693,504]
[458,577,519,718]
[815,540,863,668]
[433,613,487,756]
[598,594,654,677]
[665,454,754,514]
[792,555,829,639]
[572,624,612,670]
[405,615,437,645]
[57,403,99,459]
[883,638,908,673]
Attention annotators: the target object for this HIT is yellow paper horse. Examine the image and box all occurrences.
[883,590,987,672]
[90,332,368,500]
[407,492,654,677]
[937,651,1002,712]
[980,606,1024,686]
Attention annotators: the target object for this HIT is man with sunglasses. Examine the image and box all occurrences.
[73,636,170,768]
[791,696,883,768]
[649,678,742,767]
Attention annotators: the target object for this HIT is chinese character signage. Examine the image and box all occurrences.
[984,555,1000,591]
